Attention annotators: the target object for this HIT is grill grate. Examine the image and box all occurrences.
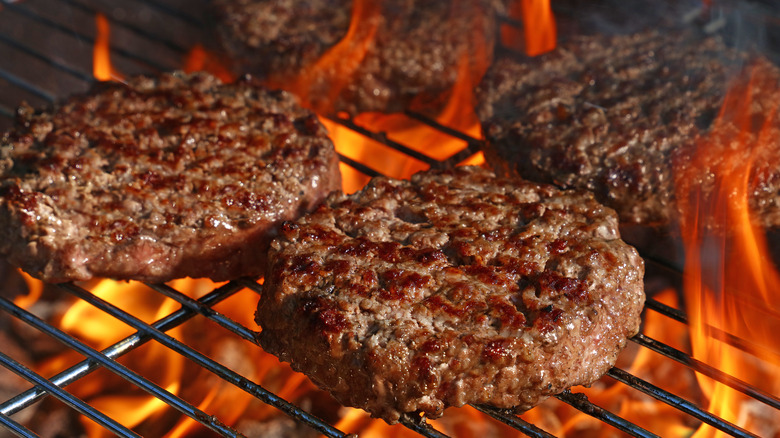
[0,0,778,437]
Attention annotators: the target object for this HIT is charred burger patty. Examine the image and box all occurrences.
[0,71,341,283]
[257,166,644,423]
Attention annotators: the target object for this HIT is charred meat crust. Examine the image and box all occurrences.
[476,30,750,226]
[213,0,502,115]
[257,166,644,423]
[0,71,342,283]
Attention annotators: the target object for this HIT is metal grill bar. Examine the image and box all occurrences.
[644,297,687,324]
[328,114,444,168]
[606,367,757,438]
[336,152,383,178]
[0,1,779,437]
[0,411,38,438]
[631,333,780,411]
[0,347,140,438]
[0,69,55,102]
[134,0,208,27]
[471,405,556,438]
[59,0,193,55]
[0,0,167,72]
[0,32,93,82]
[0,105,13,119]
[144,281,259,343]
[554,391,658,438]
[55,282,349,438]
[0,297,243,437]
[399,414,452,438]
[0,280,245,416]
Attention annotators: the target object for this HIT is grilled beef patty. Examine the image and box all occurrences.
[477,30,746,226]
[0,72,341,283]
[257,166,644,423]
[214,0,500,115]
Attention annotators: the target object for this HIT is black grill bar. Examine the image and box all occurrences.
[134,0,209,28]
[144,281,259,343]
[0,32,94,83]
[0,69,55,103]
[471,405,556,438]
[328,113,444,168]
[403,110,485,165]
[0,105,14,119]
[0,347,140,438]
[606,367,757,438]
[0,280,245,417]
[0,296,244,437]
[0,0,167,73]
[631,333,780,411]
[1,1,779,437]
[0,411,38,438]
[59,0,193,55]
[554,391,658,438]
[55,282,349,438]
[399,414,452,438]
[337,153,384,178]
[644,297,687,324]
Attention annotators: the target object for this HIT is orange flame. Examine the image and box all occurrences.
[93,13,123,82]
[183,44,235,84]
[677,63,780,437]
[270,0,381,114]
[504,0,557,56]
[13,269,44,309]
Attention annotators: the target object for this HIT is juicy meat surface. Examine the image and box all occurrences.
[476,30,747,226]
[213,0,501,115]
[257,166,645,423]
[0,72,342,283]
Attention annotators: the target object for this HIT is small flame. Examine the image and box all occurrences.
[676,62,780,437]
[183,44,235,84]
[93,13,123,82]
[13,269,44,309]
[503,0,557,56]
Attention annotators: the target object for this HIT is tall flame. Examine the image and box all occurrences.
[504,0,557,56]
[269,0,381,114]
[677,63,780,437]
[93,13,123,82]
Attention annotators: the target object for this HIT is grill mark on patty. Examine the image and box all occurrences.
[257,166,644,423]
[0,71,342,282]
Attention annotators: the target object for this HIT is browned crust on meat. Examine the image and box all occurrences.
[674,57,780,231]
[257,166,644,423]
[214,0,500,115]
[0,72,341,283]
[476,30,746,226]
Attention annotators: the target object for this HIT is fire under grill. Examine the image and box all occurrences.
[1,0,779,437]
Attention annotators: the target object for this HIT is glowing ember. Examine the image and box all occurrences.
[93,13,122,82]
[677,63,780,438]
[503,0,557,56]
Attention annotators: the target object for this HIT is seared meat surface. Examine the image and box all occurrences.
[214,0,501,115]
[0,71,341,283]
[257,166,644,423]
[477,30,747,226]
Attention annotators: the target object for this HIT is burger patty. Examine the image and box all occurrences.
[213,0,501,115]
[476,30,747,226]
[0,71,342,283]
[256,166,644,423]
